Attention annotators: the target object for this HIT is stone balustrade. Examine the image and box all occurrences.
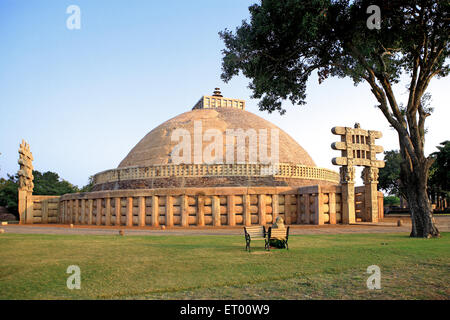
[27,195,61,224]
[56,186,349,227]
[92,163,340,186]
[22,186,382,226]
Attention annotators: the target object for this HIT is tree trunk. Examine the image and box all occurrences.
[401,164,440,238]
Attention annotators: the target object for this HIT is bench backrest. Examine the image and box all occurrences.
[244,226,266,239]
[269,227,289,239]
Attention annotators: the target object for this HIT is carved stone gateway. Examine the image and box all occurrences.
[18,140,34,224]
[331,124,385,223]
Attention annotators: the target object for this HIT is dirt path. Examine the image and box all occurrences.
[1,216,449,236]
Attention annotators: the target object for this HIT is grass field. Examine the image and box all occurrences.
[0,232,449,299]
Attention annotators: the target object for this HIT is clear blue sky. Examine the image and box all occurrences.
[1,0,449,187]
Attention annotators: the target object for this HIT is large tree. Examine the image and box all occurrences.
[220,0,448,237]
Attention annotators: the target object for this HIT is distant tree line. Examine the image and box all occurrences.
[379,141,450,211]
[0,170,93,219]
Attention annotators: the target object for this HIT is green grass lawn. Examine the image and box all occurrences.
[0,232,449,299]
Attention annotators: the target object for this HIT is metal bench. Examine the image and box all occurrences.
[267,226,290,250]
[243,226,268,251]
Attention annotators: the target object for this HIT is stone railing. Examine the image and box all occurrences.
[296,185,343,224]
[55,185,354,227]
[92,163,340,186]
[26,195,61,224]
[59,187,303,227]
[22,185,383,226]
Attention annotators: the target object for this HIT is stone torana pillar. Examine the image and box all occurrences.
[362,167,379,223]
[340,165,356,224]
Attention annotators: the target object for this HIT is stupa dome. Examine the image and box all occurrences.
[118,107,315,168]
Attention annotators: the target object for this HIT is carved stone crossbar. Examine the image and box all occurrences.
[331,124,385,170]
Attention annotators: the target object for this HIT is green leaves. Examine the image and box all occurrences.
[378,150,403,196]
[0,175,19,215]
[429,141,450,195]
[220,0,449,114]
[220,0,332,112]
[378,142,450,202]
[32,171,78,196]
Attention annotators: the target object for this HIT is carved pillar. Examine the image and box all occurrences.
[166,196,173,227]
[329,192,337,225]
[105,198,111,226]
[126,197,133,227]
[362,167,379,223]
[227,195,235,226]
[296,195,302,224]
[74,199,79,224]
[151,195,159,227]
[304,194,311,224]
[42,200,49,224]
[272,194,279,222]
[81,199,86,224]
[340,165,356,224]
[96,199,102,226]
[20,190,33,224]
[282,195,289,225]
[180,195,188,227]
[138,196,146,227]
[88,199,93,225]
[212,196,221,227]
[69,200,74,224]
[243,194,251,226]
[258,194,266,226]
[197,195,205,227]
[115,198,121,226]
[314,188,325,225]
[17,140,34,224]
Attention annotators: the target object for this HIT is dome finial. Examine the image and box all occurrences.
[212,88,223,97]
[192,89,245,110]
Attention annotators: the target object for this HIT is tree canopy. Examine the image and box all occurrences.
[220,0,448,237]
[0,175,19,215]
[428,140,450,202]
[221,0,448,113]
[32,171,79,196]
